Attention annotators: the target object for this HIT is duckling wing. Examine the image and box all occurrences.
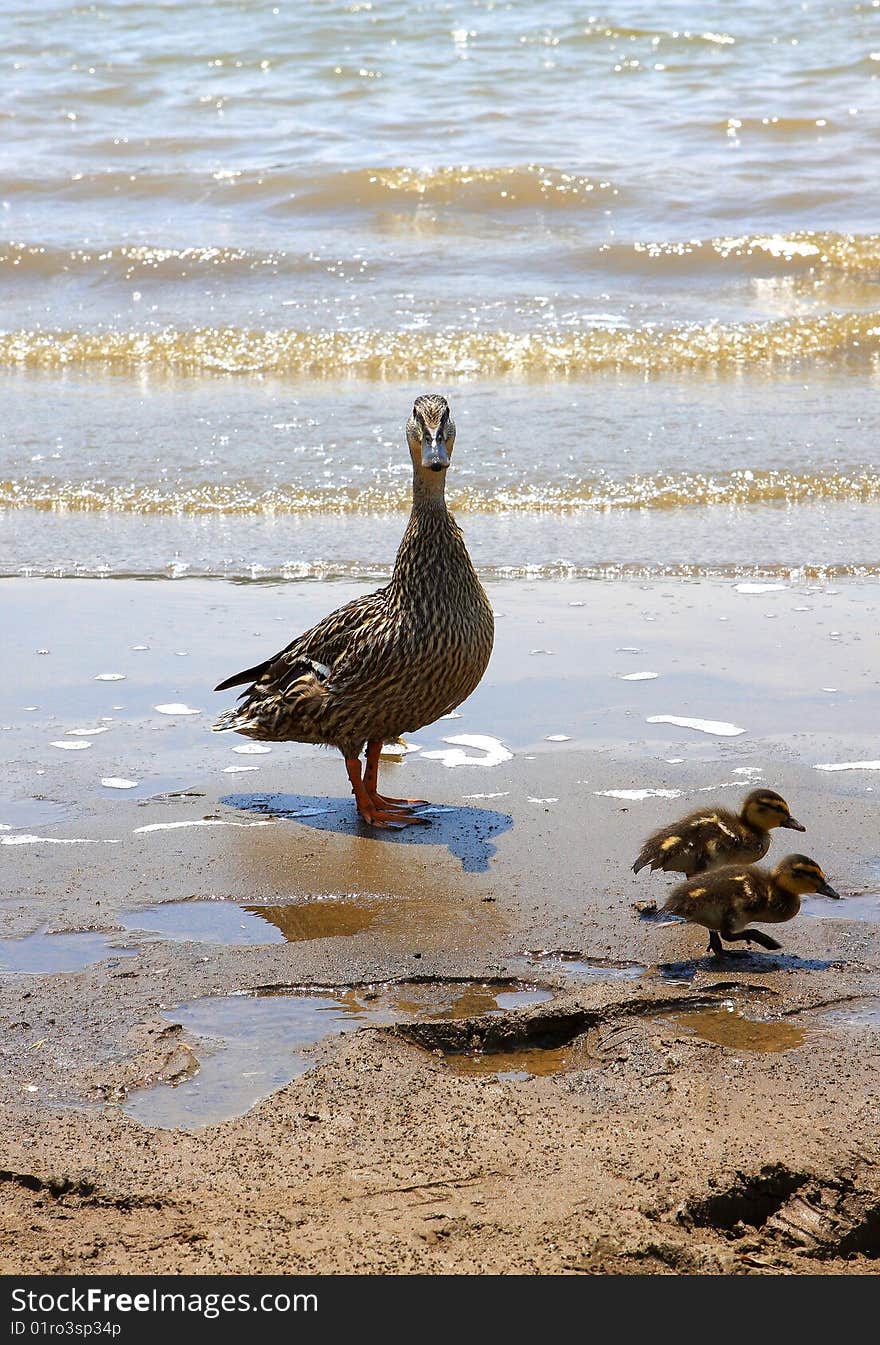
[661,876,734,930]
[633,808,742,876]
[662,867,773,934]
[633,829,698,876]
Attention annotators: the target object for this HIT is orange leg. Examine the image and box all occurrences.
[363,740,428,811]
[345,756,428,828]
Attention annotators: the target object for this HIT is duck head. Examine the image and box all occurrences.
[773,854,840,898]
[741,788,805,833]
[407,394,456,477]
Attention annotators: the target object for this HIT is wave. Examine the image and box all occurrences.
[0,311,878,378]
[0,241,308,282]
[574,24,735,46]
[303,165,620,210]
[0,164,620,211]
[6,560,880,584]
[4,470,879,517]
[713,115,841,138]
[3,231,878,284]
[592,231,880,279]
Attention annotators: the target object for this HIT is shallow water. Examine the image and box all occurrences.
[4,575,879,849]
[824,999,880,1030]
[1,2,879,581]
[660,1002,809,1052]
[522,951,647,983]
[0,930,138,975]
[440,1043,589,1080]
[123,981,553,1128]
[117,900,288,946]
[0,798,73,829]
[802,891,880,921]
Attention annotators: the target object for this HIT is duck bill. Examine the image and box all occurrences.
[781,817,806,831]
[818,881,840,899]
[421,436,449,472]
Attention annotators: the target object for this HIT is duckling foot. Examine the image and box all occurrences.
[730,928,782,952]
[346,757,430,829]
[707,932,746,959]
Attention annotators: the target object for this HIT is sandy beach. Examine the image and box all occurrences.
[1,575,879,1273]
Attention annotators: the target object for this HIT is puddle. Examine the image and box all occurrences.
[659,1003,807,1053]
[522,951,646,984]
[0,798,72,830]
[116,897,384,945]
[0,930,138,975]
[823,1001,880,1031]
[118,902,287,946]
[246,901,382,942]
[384,982,550,1020]
[440,1043,588,1080]
[122,981,553,1129]
[802,892,880,922]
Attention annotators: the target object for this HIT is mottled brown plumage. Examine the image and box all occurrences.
[659,853,840,957]
[632,789,805,879]
[213,394,494,826]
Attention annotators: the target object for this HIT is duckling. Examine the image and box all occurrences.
[213,394,494,827]
[658,853,840,958]
[632,789,805,879]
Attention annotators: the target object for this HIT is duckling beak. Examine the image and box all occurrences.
[781,816,806,831]
[421,434,449,472]
[818,880,840,899]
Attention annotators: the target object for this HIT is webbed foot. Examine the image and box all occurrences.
[357,801,430,829]
[346,755,430,828]
[358,740,431,824]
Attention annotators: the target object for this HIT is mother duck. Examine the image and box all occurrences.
[213,394,494,827]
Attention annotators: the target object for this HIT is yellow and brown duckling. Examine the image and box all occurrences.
[632,789,805,880]
[659,853,840,958]
[213,394,494,828]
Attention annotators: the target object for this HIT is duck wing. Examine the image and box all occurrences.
[214,586,390,698]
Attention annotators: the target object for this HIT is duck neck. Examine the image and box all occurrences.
[411,465,448,510]
[389,467,468,601]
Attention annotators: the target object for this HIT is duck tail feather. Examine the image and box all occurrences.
[214,658,273,693]
[212,708,255,733]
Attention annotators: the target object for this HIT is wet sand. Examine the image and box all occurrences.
[2,576,880,1273]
